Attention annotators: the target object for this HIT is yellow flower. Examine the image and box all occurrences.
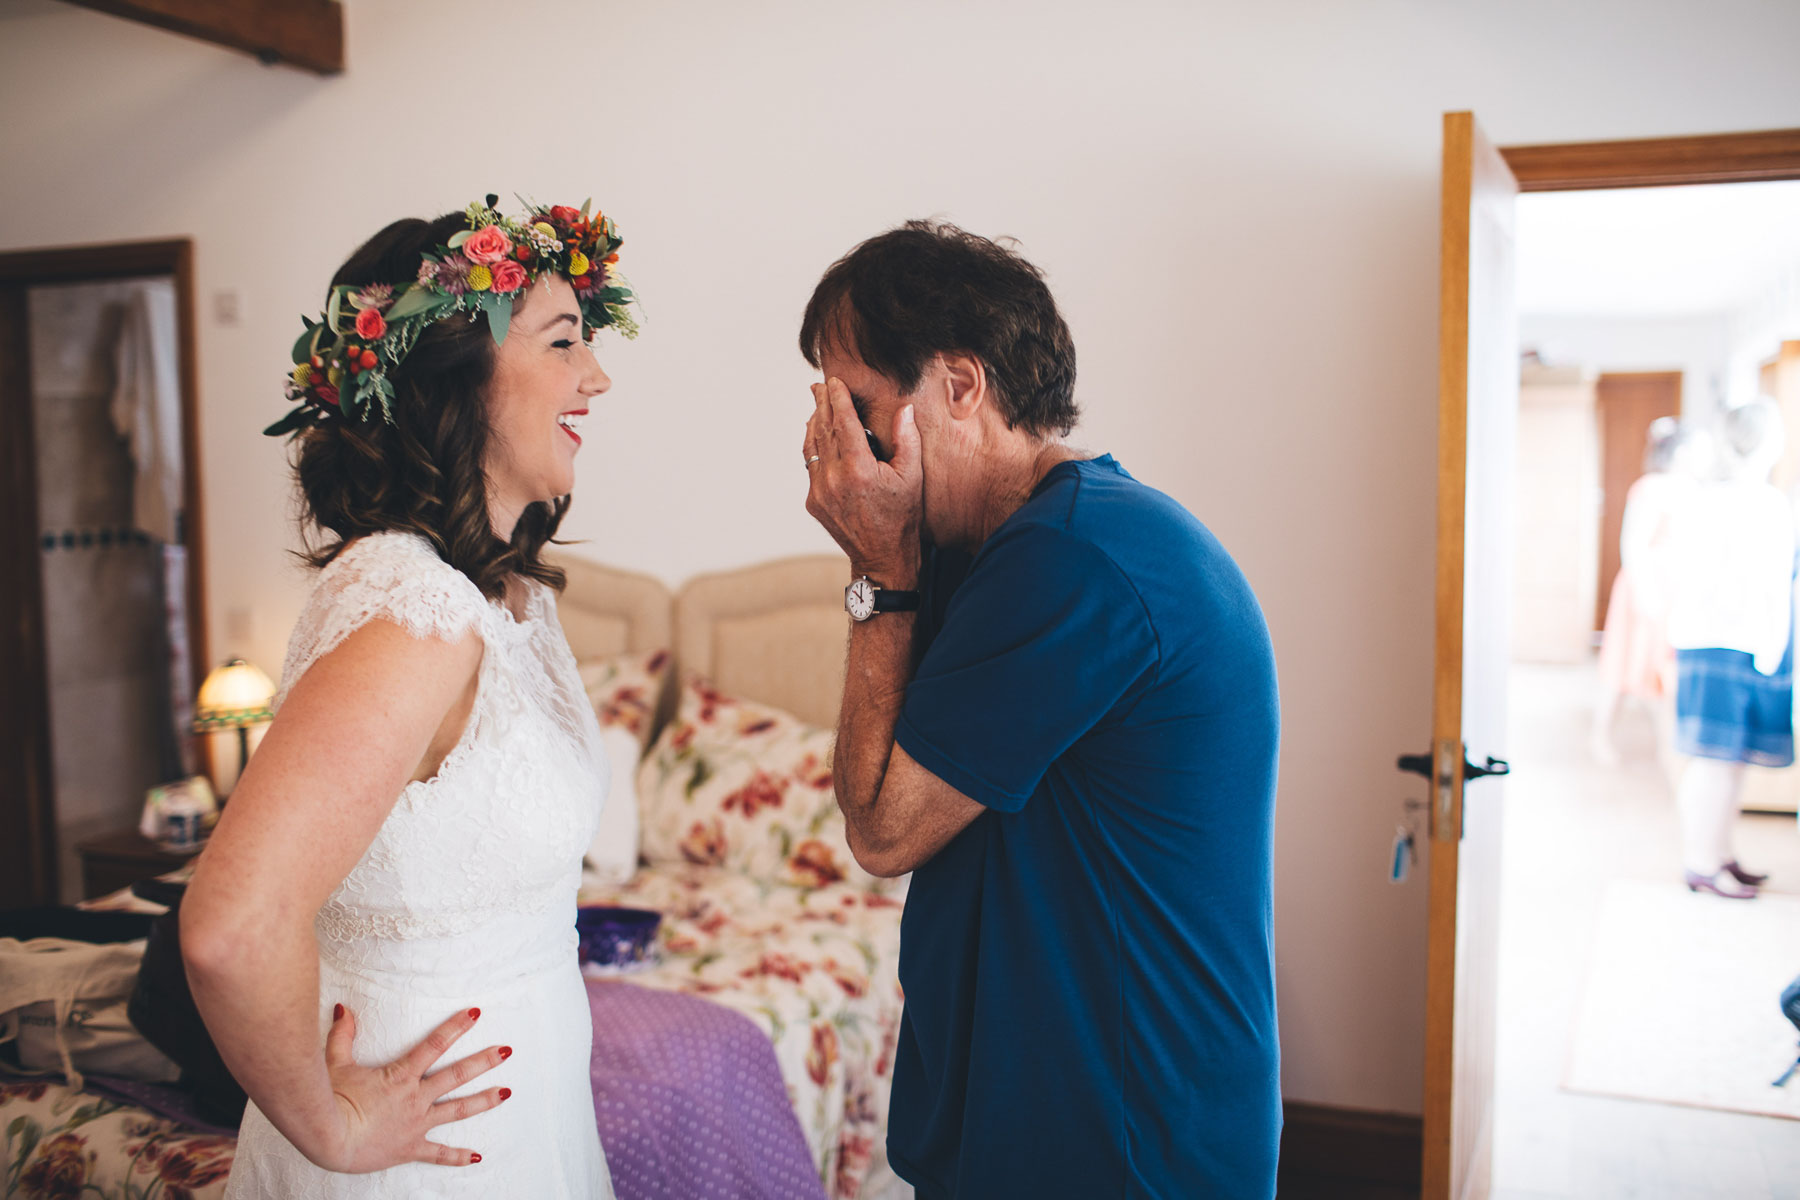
[327,365,344,386]
[568,250,590,276]
[467,265,493,291]
[291,363,313,386]
[533,222,556,239]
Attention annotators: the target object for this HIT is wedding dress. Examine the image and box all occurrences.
[224,532,613,1199]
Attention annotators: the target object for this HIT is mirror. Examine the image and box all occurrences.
[0,241,208,905]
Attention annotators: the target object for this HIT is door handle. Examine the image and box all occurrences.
[1397,747,1511,783]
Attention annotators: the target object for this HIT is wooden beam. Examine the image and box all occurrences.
[1502,128,1800,192]
[61,0,344,75]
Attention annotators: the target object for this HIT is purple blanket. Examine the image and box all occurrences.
[587,978,828,1200]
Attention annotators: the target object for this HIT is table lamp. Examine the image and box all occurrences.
[194,658,275,800]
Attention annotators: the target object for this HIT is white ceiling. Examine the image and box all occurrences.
[1515,180,1800,319]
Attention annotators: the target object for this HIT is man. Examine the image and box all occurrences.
[800,220,1280,1199]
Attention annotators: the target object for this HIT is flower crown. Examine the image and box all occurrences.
[265,195,637,438]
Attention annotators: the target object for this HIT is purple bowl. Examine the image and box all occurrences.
[575,905,661,970]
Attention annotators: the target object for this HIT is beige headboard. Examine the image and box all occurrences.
[551,550,851,732]
[674,555,851,730]
[551,552,673,659]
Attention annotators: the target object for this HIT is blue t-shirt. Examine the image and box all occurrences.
[889,455,1281,1200]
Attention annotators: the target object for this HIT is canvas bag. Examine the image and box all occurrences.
[0,936,179,1087]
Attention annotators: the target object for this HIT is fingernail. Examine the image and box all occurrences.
[499,1046,513,1060]
[468,1007,480,1021]
[499,1087,512,1100]
[333,1003,344,1022]
[470,1153,482,1164]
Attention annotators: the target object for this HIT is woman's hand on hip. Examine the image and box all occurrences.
[313,1003,511,1173]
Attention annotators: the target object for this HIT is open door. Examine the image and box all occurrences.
[1420,111,1518,1200]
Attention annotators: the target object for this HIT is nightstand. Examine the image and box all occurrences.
[74,827,203,900]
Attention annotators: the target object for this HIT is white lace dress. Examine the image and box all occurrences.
[224,532,613,1199]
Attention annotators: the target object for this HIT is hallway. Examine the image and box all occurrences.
[1492,663,1800,1200]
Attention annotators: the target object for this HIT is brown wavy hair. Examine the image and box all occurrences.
[293,212,566,599]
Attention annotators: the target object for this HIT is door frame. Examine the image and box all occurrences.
[0,238,208,907]
[1423,124,1800,1200]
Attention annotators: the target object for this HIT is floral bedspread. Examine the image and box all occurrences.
[579,863,905,1200]
[0,1080,232,1200]
[13,856,905,1198]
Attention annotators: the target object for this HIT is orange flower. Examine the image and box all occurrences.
[678,818,725,865]
[806,1022,840,1086]
[722,770,786,817]
[789,838,846,888]
[20,1132,95,1198]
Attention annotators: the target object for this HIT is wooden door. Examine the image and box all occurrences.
[0,284,58,907]
[1423,111,1518,1200]
[1593,371,1681,631]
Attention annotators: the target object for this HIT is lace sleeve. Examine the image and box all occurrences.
[275,532,491,709]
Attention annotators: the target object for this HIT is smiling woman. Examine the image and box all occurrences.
[178,197,637,1198]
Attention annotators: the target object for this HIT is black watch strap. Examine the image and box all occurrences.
[871,588,921,613]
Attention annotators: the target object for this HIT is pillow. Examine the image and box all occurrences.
[637,675,893,892]
[582,725,642,888]
[577,648,670,750]
[577,649,668,888]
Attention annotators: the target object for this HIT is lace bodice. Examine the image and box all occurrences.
[276,531,607,970]
[229,531,613,1197]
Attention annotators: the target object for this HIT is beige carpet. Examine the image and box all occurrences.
[1563,879,1800,1120]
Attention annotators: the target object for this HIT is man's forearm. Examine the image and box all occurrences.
[835,607,918,837]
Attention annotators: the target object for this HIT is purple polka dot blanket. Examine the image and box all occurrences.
[588,978,829,1200]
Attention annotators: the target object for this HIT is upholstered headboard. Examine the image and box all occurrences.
[552,551,850,732]
[673,555,850,730]
[552,553,673,659]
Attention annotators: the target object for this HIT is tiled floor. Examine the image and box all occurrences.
[1492,663,1800,1200]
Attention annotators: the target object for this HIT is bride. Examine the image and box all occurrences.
[182,196,636,1196]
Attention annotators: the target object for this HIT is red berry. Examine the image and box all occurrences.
[360,350,377,369]
[310,355,323,369]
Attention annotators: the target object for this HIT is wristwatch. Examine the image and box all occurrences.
[844,575,920,621]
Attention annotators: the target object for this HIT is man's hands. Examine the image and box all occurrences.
[311,1004,510,1173]
[804,378,923,585]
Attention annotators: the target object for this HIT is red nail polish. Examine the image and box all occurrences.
[499,1087,511,1100]
[470,1153,481,1164]
[333,1003,344,1021]
[499,1046,512,1060]
[468,1007,480,1021]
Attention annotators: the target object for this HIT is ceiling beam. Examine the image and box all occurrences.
[61,0,344,75]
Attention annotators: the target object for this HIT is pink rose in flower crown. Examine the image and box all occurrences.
[354,307,387,339]
[490,259,528,294]
[462,225,513,265]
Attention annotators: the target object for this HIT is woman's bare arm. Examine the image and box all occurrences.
[181,617,501,1171]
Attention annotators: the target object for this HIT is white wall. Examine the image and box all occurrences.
[1519,313,1732,414]
[5,0,1799,1116]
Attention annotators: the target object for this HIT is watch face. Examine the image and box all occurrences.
[846,578,876,620]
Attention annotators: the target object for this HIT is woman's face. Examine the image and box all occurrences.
[483,274,611,533]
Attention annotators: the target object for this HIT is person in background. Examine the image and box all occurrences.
[1591,418,1712,766]
[1667,399,1792,900]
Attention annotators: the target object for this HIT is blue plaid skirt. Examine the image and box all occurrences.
[1674,638,1795,767]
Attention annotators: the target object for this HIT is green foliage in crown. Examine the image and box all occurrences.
[266,195,637,438]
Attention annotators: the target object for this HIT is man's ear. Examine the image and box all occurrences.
[939,352,986,422]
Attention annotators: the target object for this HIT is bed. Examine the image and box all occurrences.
[1,553,910,1200]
